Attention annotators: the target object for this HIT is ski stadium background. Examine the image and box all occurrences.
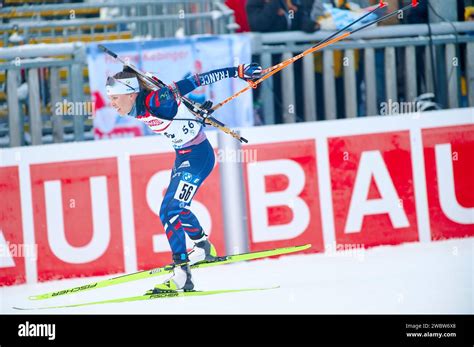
[0,0,472,316]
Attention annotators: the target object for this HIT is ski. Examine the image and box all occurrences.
[15,286,278,310]
[29,244,311,301]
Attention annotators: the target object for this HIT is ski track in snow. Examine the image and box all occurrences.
[1,238,472,314]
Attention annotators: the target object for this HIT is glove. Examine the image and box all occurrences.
[237,63,263,81]
[122,65,137,74]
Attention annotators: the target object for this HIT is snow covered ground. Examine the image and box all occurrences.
[1,238,472,314]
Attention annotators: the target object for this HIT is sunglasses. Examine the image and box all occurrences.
[106,76,138,91]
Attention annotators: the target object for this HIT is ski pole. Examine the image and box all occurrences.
[260,1,387,76]
[211,1,417,113]
[211,31,351,112]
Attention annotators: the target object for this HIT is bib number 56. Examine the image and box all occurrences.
[182,121,195,134]
[174,180,197,203]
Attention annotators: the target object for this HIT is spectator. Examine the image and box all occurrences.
[246,1,321,124]
[225,0,251,32]
[466,5,474,21]
[310,0,372,30]
[246,0,320,33]
[246,0,290,32]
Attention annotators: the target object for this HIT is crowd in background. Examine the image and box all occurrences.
[226,0,474,33]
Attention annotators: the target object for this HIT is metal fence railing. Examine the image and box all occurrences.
[0,0,237,45]
[252,22,474,125]
[1,22,473,147]
[0,43,88,147]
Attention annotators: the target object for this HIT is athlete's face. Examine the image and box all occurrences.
[109,93,137,116]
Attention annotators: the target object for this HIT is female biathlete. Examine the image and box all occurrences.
[105,63,262,292]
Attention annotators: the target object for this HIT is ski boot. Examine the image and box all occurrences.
[150,254,194,293]
[188,235,217,264]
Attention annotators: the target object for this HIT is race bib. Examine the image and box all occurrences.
[174,180,198,203]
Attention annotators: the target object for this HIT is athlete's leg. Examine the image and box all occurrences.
[158,139,216,289]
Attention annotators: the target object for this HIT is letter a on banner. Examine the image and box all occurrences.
[345,151,410,233]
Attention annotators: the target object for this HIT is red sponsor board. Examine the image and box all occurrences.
[0,166,26,286]
[30,158,125,282]
[243,139,324,253]
[328,131,419,248]
[2,113,473,287]
[130,151,225,270]
[422,125,474,240]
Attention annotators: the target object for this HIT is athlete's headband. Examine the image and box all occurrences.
[106,76,140,95]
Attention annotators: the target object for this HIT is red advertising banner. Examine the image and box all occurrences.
[243,139,324,253]
[422,124,474,240]
[328,131,419,248]
[1,112,472,286]
[0,166,26,285]
[30,158,125,282]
